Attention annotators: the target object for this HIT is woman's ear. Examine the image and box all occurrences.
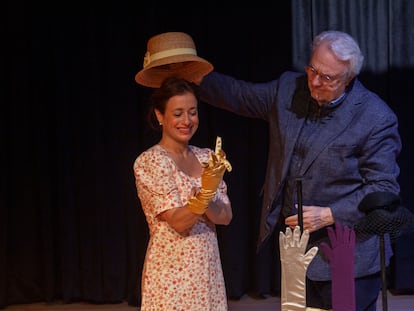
[154,109,163,125]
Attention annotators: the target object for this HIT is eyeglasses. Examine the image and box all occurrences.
[304,65,345,84]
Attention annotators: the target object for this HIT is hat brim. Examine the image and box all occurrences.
[135,56,213,88]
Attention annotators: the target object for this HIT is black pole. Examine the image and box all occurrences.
[296,179,304,234]
[380,234,388,311]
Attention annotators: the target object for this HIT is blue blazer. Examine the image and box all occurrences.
[198,71,401,280]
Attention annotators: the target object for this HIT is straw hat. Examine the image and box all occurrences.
[135,32,213,88]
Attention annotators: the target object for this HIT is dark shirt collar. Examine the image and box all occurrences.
[321,77,356,108]
[329,92,346,106]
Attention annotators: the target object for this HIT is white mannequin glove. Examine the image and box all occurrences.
[279,226,318,311]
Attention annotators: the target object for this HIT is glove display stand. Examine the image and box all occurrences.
[354,191,414,311]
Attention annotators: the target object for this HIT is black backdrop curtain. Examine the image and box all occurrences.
[2,0,414,309]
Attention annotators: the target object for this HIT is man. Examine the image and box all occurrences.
[196,30,401,310]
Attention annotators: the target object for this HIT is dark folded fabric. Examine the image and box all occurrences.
[354,191,414,241]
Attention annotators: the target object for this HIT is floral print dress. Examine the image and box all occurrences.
[133,144,229,311]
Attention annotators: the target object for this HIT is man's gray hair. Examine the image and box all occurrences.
[312,30,364,77]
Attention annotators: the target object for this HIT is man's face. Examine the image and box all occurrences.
[306,43,354,106]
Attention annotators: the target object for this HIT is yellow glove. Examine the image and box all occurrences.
[200,153,226,191]
[214,136,232,172]
[201,137,232,192]
[187,137,232,214]
[187,188,216,214]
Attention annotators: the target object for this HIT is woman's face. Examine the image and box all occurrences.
[306,43,354,105]
[156,91,199,144]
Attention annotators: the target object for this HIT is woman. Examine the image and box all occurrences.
[133,76,232,310]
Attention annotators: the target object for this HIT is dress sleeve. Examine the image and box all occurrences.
[133,148,182,219]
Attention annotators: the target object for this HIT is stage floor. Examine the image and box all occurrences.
[3,291,414,310]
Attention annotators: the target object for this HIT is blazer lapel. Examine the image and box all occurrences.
[284,77,368,177]
[299,94,367,176]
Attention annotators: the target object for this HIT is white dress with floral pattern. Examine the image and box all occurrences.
[133,144,229,311]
